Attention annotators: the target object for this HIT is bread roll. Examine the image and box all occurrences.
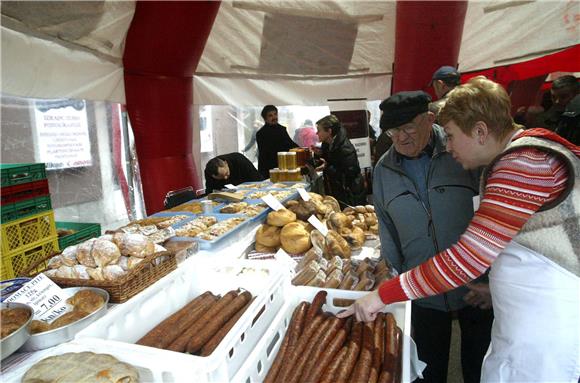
[114,233,155,258]
[254,242,277,253]
[91,239,121,268]
[287,200,317,221]
[255,224,282,247]
[267,209,296,227]
[117,256,130,271]
[310,229,326,254]
[325,231,351,259]
[60,245,79,267]
[365,205,375,213]
[327,212,350,232]
[127,256,144,270]
[344,226,365,249]
[47,255,63,270]
[72,265,90,279]
[280,222,311,254]
[76,240,96,267]
[322,196,341,212]
[55,266,74,279]
[86,267,104,281]
[103,265,126,281]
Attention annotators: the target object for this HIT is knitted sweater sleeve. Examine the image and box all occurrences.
[378,147,569,304]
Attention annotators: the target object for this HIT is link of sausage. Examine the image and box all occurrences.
[349,322,374,382]
[305,291,327,324]
[306,326,347,383]
[286,316,332,383]
[319,344,348,383]
[301,317,343,381]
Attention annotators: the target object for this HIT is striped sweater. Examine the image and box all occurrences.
[378,129,580,304]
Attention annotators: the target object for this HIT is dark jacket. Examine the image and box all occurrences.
[374,131,393,164]
[256,123,298,178]
[321,126,367,208]
[554,94,580,145]
[204,152,263,194]
[373,124,482,311]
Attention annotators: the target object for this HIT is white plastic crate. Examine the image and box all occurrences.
[75,259,287,382]
[0,339,169,382]
[232,285,413,383]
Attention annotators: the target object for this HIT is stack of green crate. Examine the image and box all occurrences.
[0,163,59,280]
[56,221,101,250]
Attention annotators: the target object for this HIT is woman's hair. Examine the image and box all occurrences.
[439,76,521,140]
[316,114,342,136]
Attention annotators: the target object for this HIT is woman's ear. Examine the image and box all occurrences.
[473,121,489,145]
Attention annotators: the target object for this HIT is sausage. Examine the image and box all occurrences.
[137,291,215,348]
[319,344,348,383]
[286,316,332,383]
[378,370,392,383]
[277,315,325,382]
[349,322,374,382]
[305,325,347,383]
[305,291,327,324]
[167,290,237,352]
[394,327,403,383]
[199,297,254,356]
[301,316,343,381]
[264,329,290,383]
[368,367,379,383]
[380,313,398,383]
[373,312,385,373]
[187,290,252,354]
[334,340,360,383]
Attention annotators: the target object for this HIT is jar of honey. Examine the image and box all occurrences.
[277,152,287,170]
[286,152,297,169]
[269,168,281,182]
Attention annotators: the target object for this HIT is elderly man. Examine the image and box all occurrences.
[372,91,493,383]
[429,65,461,120]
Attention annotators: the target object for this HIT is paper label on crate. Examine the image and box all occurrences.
[308,215,329,236]
[275,248,297,274]
[4,273,68,322]
[224,184,237,190]
[297,188,310,201]
[262,194,284,211]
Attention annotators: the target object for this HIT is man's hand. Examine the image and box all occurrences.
[463,283,492,310]
[336,289,385,322]
[315,158,327,172]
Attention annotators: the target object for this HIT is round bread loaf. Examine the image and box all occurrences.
[255,224,282,247]
[280,222,311,254]
[267,208,296,227]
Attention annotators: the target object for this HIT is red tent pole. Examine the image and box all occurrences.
[392,1,468,95]
[123,1,221,214]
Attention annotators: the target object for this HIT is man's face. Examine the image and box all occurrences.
[316,125,332,144]
[390,113,433,158]
[443,120,482,169]
[265,111,278,125]
[551,87,577,111]
[433,80,446,99]
[212,163,230,180]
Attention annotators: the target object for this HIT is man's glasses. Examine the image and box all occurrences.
[386,124,418,138]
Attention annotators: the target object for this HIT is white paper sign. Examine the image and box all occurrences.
[275,248,298,274]
[262,194,285,211]
[308,215,329,237]
[224,184,237,190]
[472,196,481,212]
[5,274,68,322]
[297,188,311,201]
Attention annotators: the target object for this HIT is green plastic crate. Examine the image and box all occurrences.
[1,195,52,223]
[1,163,47,188]
[56,221,101,249]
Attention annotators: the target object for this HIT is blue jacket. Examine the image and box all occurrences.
[373,124,481,311]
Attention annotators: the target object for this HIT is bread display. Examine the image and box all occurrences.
[1,307,31,339]
[174,216,218,237]
[263,292,403,383]
[292,255,396,291]
[220,202,267,217]
[342,205,379,235]
[280,222,312,254]
[21,352,139,383]
[196,217,247,241]
[255,224,282,248]
[167,200,220,214]
[44,234,163,281]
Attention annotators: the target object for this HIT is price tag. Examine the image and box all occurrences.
[275,248,298,274]
[224,184,237,190]
[262,193,285,211]
[297,188,310,201]
[4,274,68,322]
[308,215,329,237]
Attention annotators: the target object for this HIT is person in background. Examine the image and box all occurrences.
[340,77,580,383]
[538,74,579,131]
[555,94,580,145]
[370,91,492,383]
[204,152,263,194]
[315,114,367,208]
[429,65,461,120]
[293,119,319,148]
[256,105,298,178]
[374,109,394,164]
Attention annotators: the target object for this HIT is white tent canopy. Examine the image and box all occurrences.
[2,0,578,105]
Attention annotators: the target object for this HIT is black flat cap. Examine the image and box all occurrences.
[379,91,432,130]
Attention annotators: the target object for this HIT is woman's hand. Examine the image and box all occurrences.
[336,289,385,322]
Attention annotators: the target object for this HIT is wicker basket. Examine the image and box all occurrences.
[21,251,177,303]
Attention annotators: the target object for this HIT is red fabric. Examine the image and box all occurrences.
[518,128,580,156]
[393,1,468,95]
[123,1,221,214]
[378,278,408,304]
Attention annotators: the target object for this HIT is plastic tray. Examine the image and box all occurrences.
[217,199,270,222]
[75,259,287,382]
[1,210,57,254]
[164,198,225,214]
[172,213,250,250]
[0,339,165,382]
[232,285,413,383]
[1,196,52,223]
[56,221,101,249]
[0,163,46,188]
[1,179,49,206]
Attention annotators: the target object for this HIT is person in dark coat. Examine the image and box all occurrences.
[204,152,264,194]
[315,114,367,208]
[256,105,298,178]
[555,94,580,145]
